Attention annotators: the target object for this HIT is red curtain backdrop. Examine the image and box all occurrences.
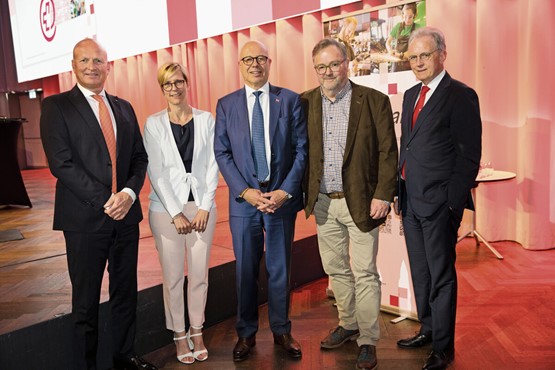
[54,0,555,250]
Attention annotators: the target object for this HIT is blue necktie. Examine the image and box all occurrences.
[251,91,269,182]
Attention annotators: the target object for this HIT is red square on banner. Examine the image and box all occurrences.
[90,4,94,14]
[167,0,198,45]
[272,0,320,20]
[388,83,398,95]
[390,295,399,307]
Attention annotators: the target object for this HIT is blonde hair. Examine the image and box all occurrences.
[157,63,188,88]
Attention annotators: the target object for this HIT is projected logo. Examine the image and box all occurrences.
[40,0,56,41]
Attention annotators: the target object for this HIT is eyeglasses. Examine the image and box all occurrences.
[314,59,346,75]
[162,79,185,91]
[241,55,269,66]
[407,50,439,64]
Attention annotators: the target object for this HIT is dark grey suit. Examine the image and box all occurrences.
[40,85,148,368]
[399,72,481,355]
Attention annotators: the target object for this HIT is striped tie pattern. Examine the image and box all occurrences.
[93,95,117,193]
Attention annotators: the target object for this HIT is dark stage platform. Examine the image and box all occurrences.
[0,169,322,370]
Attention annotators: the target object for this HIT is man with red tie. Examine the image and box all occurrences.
[40,38,155,370]
[395,27,482,370]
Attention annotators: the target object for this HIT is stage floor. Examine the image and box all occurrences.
[2,170,555,369]
[0,168,316,336]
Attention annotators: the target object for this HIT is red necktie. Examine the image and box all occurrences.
[402,85,430,179]
[411,85,430,128]
[93,95,117,193]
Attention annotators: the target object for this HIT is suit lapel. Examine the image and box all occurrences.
[344,83,362,165]
[310,90,323,157]
[268,84,281,146]
[410,73,451,139]
[68,86,107,152]
[161,110,188,174]
[236,88,256,172]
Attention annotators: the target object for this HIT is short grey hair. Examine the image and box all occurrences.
[409,27,447,51]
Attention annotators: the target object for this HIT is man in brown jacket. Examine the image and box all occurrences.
[302,38,398,370]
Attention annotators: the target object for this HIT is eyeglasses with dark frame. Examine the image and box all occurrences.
[241,55,269,66]
[162,79,185,91]
[314,59,346,75]
[407,49,439,64]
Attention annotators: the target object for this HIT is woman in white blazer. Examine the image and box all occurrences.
[144,63,218,365]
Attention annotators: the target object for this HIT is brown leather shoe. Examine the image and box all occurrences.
[273,333,302,358]
[320,326,360,349]
[356,345,377,370]
[232,336,256,362]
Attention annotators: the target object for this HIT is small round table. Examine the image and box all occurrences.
[457,170,516,260]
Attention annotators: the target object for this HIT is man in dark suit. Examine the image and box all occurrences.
[302,38,398,370]
[40,38,155,370]
[214,40,307,361]
[395,27,482,370]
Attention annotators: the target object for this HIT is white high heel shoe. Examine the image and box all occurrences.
[187,326,208,362]
[174,334,194,364]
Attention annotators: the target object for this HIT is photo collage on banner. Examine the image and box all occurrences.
[323,0,427,319]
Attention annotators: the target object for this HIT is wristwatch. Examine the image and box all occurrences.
[283,191,293,199]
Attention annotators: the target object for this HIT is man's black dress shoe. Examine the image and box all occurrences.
[397,332,432,348]
[112,355,157,370]
[233,336,256,361]
[422,350,453,370]
[273,333,302,358]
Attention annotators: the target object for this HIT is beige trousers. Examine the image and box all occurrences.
[313,193,381,346]
[149,203,216,332]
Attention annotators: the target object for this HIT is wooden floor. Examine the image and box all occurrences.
[0,169,315,335]
[141,239,555,370]
[2,169,555,369]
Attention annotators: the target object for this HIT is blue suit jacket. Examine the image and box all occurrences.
[399,72,482,217]
[214,84,307,217]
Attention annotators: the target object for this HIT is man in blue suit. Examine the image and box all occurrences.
[395,28,482,370]
[214,40,307,361]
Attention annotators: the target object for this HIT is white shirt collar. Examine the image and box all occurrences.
[76,83,107,98]
[245,82,270,97]
[423,69,446,92]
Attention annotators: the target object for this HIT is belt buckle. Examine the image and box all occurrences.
[326,191,344,199]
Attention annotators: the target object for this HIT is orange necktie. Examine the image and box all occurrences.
[402,85,431,179]
[93,95,117,193]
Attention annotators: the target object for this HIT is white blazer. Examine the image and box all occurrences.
[144,108,219,217]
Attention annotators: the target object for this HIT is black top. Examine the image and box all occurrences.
[170,118,195,201]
